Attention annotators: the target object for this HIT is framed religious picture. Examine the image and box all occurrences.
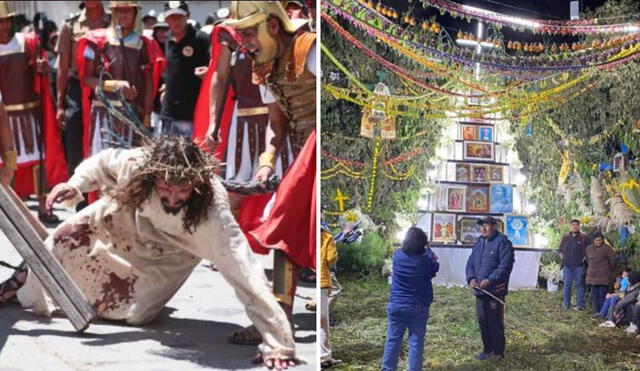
[472,165,489,183]
[478,125,493,142]
[432,213,457,243]
[506,215,530,247]
[466,185,490,213]
[458,217,482,244]
[490,184,513,213]
[460,124,477,141]
[489,166,504,183]
[613,153,627,172]
[463,141,494,162]
[455,163,471,182]
[446,186,467,212]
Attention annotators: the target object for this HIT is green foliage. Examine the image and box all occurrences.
[336,230,389,275]
[321,15,447,236]
[509,0,640,264]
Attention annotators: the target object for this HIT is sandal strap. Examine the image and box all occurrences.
[0,260,25,271]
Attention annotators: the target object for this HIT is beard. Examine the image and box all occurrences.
[161,198,186,215]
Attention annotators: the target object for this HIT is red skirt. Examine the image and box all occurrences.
[246,130,316,269]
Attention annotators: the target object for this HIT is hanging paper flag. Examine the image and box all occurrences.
[621,142,629,154]
[558,150,571,185]
[360,82,396,139]
[599,163,613,172]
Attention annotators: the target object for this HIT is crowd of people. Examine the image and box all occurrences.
[0,1,316,369]
[560,219,640,337]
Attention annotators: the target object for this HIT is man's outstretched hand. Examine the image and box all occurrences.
[264,357,296,370]
[46,183,80,213]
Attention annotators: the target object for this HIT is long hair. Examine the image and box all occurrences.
[401,227,428,255]
[110,136,217,234]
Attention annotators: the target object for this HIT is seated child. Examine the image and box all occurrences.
[596,267,631,321]
[600,270,640,330]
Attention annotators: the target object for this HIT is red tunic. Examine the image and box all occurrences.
[0,32,68,197]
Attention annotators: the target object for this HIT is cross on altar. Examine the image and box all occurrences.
[334,188,349,212]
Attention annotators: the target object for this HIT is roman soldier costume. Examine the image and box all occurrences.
[76,1,165,158]
[226,1,317,308]
[0,1,68,198]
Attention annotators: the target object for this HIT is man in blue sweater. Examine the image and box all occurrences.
[465,216,515,361]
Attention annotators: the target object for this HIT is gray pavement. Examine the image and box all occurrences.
[0,203,317,370]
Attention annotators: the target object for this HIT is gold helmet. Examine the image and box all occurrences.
[0,1,14,19]
[226,1,307,65]
[226,1,303,34]
[109,1,142,9]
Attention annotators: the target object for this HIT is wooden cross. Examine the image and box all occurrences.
[0,185,95,332]
[334,188,349,212]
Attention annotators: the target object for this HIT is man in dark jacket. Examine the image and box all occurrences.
[466,216,515,361]
[159,1,210,137]
[558,219,589,310]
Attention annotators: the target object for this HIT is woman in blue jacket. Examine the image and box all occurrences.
[382,227,440,371]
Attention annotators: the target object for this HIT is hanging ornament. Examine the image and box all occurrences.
[360,82,396,139]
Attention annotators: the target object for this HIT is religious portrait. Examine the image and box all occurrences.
[446,186,467,212]
[506,215,529,247]
[463,141,494,161]
[478,125,493,142]
[456,163,471,182]
[490,184,513,213]
[490,166,504,182]
[432,213,457,243]
[461,124,477,140]
[466,185,490,213]
[458,217,482,244]
[472,165,489,183]
[613,153,627,172]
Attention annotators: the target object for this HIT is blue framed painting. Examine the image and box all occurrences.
[478,125,493,142]
[490,184,513,213]
[506,215,529,247]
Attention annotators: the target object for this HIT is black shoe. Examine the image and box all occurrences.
[475,352,491,361]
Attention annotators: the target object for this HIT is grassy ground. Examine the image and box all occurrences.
[329,276,640,370]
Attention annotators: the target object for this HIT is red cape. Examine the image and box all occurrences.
[249,130,317,270]
[76,29,165,158]
[192,25,275,255]
[192,25,237,161]
[23,32,69,188]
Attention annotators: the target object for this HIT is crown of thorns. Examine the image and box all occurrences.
[137,136,218,187]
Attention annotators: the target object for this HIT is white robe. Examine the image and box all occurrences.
[17,147,295,359]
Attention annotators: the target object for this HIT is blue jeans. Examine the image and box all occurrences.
[562,266,585,309]
[600,295,620,318]
[382,303,429,371]
[158,119,194,138]
[591,285,608,313]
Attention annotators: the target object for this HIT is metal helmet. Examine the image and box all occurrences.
[0,1,15,19]
[226,1,303,34]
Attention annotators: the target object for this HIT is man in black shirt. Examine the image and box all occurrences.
[159,1,210,137]
[559,219,589,310]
